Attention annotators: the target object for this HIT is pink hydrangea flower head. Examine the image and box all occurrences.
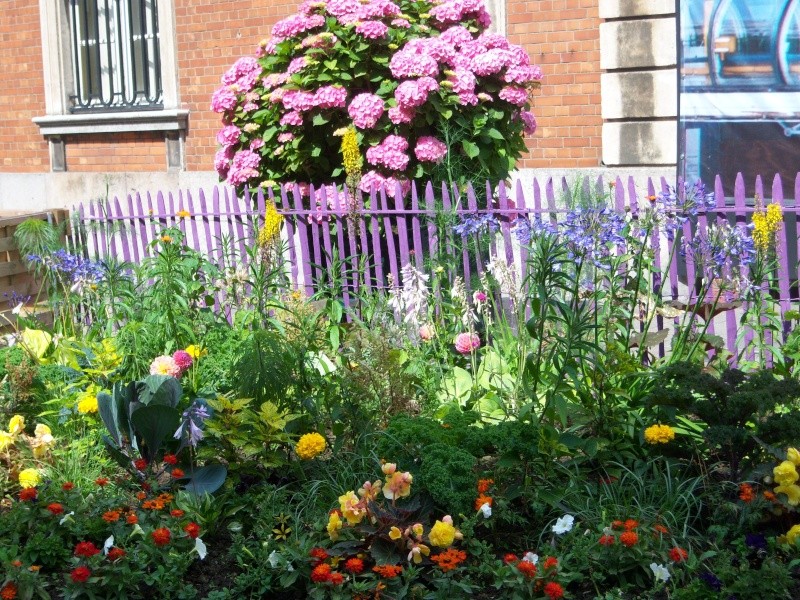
[454,332,481,354]
[395,80,428,109]
[277,132,295,143]
[313,85,348,109]
[172,350,193,373]
[388,105,415,124]
[520,111,537,135]
[348,93,385,129]
[414,136,447,163]
[280,111,305,127]
[478,33,510,50]
[250,139,265,151]
[356,20,389,39]
[216,125,241,147]
[499,86,528,106]
[359,170,387,193]
[227,150,261,185]
[287,56,309,74]
[450,69,476,95]
[150,355,181,378]
[459,40,488,60]
[269,88,286,104]
[391,18,411,28]
[214,147,234,179]
[457,92,479,106]
[507,45,532,67]
[221,56,262,90]
[389,49,439,79]
[263,73,289,90]
[326,0,361,17]
[282,90,316,112]
[472,49,510,77]
[211,87,238,113]
[356,0,401,19]
[272,13,325,39]
[440,25,474,47]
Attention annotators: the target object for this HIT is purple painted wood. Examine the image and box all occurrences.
[712,176,737,356]
[197,190,214,270]
[369,187,384,288]
[211,187,225,269]
[410,183,424,271]
[356,190,372,293]
[380,187,400,289]
[126,194,141,264]
[545,178,557,226]
[517,179,530,276]
[394,182,411,275]
[86,201,100,259]
[112,197,131,263]
[310,184,326,290]
[289,184,314,297]
[467,183,483,279]
[341,189,360,302]
[772,175,791,333]
[497,181,515,267]
[441,183,454,279]
[733,174,753,361]
[230,190,248,261]
[186,192,201,255]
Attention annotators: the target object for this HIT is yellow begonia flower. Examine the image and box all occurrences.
[389,526,402,541]
[787,447,800,467]
[18,468,41,488]
[383,470,413,500]
[8,415,25,436]
[339,490,366,525]
[773,460,799,486]
[775,483,800,506]
[327,512,343,541]
[0,430,14,452]
[411,523,424,539]
[428,520,456,548]
[408,543,430,564]
[30,423,55,459]
[786,524,800,546]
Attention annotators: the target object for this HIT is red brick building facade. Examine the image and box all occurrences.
[0,0,674,210]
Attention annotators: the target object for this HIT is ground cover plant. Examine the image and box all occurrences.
[4,0,800,598]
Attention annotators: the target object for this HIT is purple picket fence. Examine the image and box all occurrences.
[71,173,800,358]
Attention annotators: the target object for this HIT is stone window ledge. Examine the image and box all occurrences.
[33,109,189,137]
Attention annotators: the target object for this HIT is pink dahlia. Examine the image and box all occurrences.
[173,350,193,373]
[454,333,481,354]
[150,355,181,378]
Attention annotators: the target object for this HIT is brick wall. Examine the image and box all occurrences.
[508,0,602,168]
[64,133,166,172]
[175,0,297,172]
[0,1,50,172]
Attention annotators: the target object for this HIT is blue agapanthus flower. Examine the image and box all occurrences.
[512,215,557,243]
[560,206,626,267]
[453,212,500,237]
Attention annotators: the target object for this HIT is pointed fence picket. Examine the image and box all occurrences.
[70,174,800,358]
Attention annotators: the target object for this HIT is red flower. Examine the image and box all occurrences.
[503,553,519,564]
[619,531,638,547]
[309,547,329,561]
[598,535,615,546]
[47,502,64,515]
[330,572,344,585]
[95,477,109,487]
[136,491,147,501]
[344,557,365,574]
[126,514,139,525]
[62,482,75,491]
[311,563,332,583]
[10,560,22,568]
[163,454,178,465]
[171,468,185,479]
[477,478,494,494]
[70,566,91,583]
[74,541,101,558]
[1,582,18,600]
[544,582,565,600]
[611,520,624,530]
[134,458,148,471]
[141,482,151,491]
[107,547,126,562]
[183,522,201,539]
[516,561,537,578]
[543,556,558,570]
[170,509,185,518]
[654,524,670,535]
[19,488,37,502]
[739,483,755,503]
[102,511,121,523]
[372,564,402,578]
[669,547,688,563]
[623,519,639,531]
[151,527,171,547]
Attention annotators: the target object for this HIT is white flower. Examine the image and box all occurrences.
[103,535,115,555]
[59,511,75,525]
[479,502,492,518]
[522,552,538,565]
[267,550,281,568]
[11,302,23,315]
[552,514,574,535]
[194,537,207,560]
[650,562,670,582]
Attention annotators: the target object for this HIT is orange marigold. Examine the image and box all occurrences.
[107,547,126,562]
[309,547,329,561]
[543,556,558,570]
[654,524,670,535]
[474,494,493,511]
[95,477,109,487]
[127,514,139,525]
[599,534,615,546]
[477,479,494,494]
[503,553,519,564]
[373,564,403,578]
[330,572,344,585]
[344,557,365,574]
[739,483,755,503]
[0,582,18,600]
[516,560,537,578]
[136,491,147,501]
[430,548,467,572]
[47,503,64,515]
[619,531,639,547]
[170,509,185,518]
[764,491,778,503]
[611,520,624,530]
[669,547,688,563]
[151,527,171,547]
[311,563,332,583]
[623,519,639,531]
[19,488,37,502]
[544,582,564,600]
[183,522,201,539]
[102,510,121,523]
[171,468,185,479]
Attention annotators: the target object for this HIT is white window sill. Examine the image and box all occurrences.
[33,109,189,136]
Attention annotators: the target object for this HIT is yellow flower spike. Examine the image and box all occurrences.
[258,202,284,248]
[340,126,362,183]
[18,468,41,489]
[774,461,799,486]
[787,447,800,467]
[8,415,25,436]
[389,526,402,541]
[775,483,800,506]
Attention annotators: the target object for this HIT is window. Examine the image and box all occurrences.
[34,0,187,170]
[68,0,162,111]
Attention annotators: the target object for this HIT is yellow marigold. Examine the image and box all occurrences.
[77,393,99,414]
[8,415,25,436]
[643,424,675,444]
[0,431,13,452]
[296,432,326,460]
[327,511,343,541]
[774,460,799,486]
[258,202,284,247]
[184,344,207,360]
[18,468,41,489]
[428,519,456,548]
[176,209,191,218]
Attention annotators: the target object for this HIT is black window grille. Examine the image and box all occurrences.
[68,0,163,112]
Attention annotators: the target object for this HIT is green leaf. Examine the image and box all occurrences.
[461,140,480,159]
[97,392,121,446]
[130,404,180,462]
[486,128,505,140]
[139,375,182,408]
[312,114,330,126]
[20,329,52,360]
[184,465,227,495]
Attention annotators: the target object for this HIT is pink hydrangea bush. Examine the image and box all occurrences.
[212,0,541,195]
